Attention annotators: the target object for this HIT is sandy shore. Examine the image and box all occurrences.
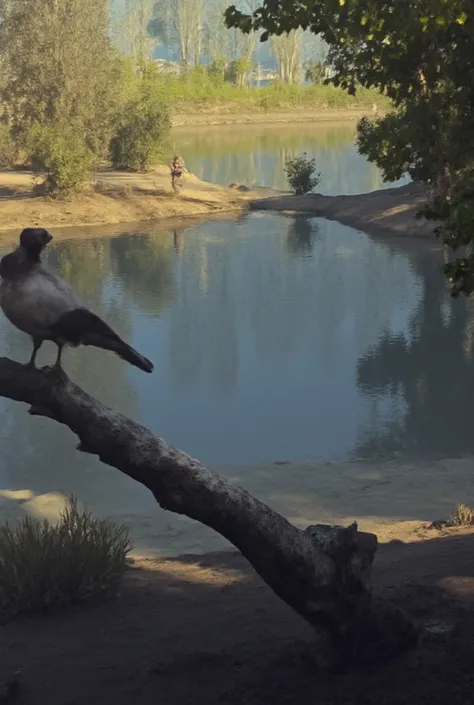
[0,165,273,234]
[251,181,436,240]
[1,454,473,559]
[172,108,376,128]
[0,164,434,242]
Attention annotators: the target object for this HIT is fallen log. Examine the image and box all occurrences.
[0,358,418,669]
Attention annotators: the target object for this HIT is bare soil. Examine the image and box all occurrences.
[0,164,434,243]
[0,165,269,235]
[172,108,374,128]
[2,522,474,705]
[251,181,436,240]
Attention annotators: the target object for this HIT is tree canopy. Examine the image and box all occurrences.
[225,0,474,296]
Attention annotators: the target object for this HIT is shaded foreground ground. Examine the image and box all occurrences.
[2,523,474,705]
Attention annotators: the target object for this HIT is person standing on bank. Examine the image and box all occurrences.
[170,155,187,193]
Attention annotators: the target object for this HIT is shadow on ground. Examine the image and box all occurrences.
[1,530,474,704]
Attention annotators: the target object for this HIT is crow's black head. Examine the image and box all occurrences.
[19,228,53,260]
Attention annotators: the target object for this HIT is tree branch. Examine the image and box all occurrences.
[0,358,417,669]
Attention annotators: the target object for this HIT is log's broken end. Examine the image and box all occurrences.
[304,522,377,566]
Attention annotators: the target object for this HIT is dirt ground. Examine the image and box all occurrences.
[252,181,436,240]
[0,162,433,242]
[0,165,270,234]
[172,108,374,127]
[2,521,474,705]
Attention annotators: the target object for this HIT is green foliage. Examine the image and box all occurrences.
[0,496,132,620]
[225,58,253,86]
[356,109,436,184]
[0,125,18,168]
[284,153,321,195]
[207,59,227,82]
[165,72,388,111]
[224,0,474,296]
[0,0,118,156]
[110,63,171,172]
[449,503,474,527]
[28,124,94,198]
[304,60,325,85]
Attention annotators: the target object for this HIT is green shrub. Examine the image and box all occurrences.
[110,63,171,172]
[0,496,132,620]
[304,60,326,85]
[284,153,321,195]
[160,73,390,112]
[28,124,94,197]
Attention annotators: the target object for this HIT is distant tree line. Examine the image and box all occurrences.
[110,0,328,86]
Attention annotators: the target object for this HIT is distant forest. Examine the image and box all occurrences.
[109,0,327,74]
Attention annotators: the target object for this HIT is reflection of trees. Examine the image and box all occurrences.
[355,251,474,457]
[286,217,320,257]
[109,230,177,315]
[167,229,238,397]
[46,239,109,305]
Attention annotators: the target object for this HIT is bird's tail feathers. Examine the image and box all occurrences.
[52,308,153,373]
[82,333,153,373]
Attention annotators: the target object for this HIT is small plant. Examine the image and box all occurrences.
[0,496,132,620]
[449,503,474,527]
[284,153,321,195]
[28,124,94,197]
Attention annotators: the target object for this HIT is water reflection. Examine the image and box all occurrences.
[0,214,471,513]
[173,229,185,256]
[286,217,320,258]
[355,247,474,458]
[171,124,410,195]
[109,230,177,315]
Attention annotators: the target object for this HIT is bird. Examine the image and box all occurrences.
[0,227,153,373]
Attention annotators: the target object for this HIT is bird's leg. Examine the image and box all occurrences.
[28,339,42,368]
[54,343,64,370]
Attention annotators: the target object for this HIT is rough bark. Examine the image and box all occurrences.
[0,358,418,669]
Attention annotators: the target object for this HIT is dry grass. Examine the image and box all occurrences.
[0,496,132,620]
[449,503,474,527]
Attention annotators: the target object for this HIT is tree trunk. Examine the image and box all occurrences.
[0,359,418,669]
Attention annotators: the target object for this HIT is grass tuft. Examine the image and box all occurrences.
[0,496,132,620]
[449,503,474,527]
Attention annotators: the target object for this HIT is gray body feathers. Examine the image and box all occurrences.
[0,262,83,339]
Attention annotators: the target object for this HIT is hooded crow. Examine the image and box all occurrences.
[0,228,153,373]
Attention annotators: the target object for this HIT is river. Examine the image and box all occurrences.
[0,124,471,555]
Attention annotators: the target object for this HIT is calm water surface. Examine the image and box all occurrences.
[0,125,467,520]
[171,123,409,193]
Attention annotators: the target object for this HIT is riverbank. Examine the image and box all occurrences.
[251,181,436,240]
[0,165,270,234]
[172,107,376,128]
[2,454,474,558]
[0,166,433,241]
